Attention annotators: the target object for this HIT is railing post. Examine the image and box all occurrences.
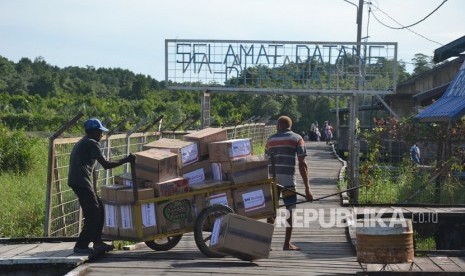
[44,112,83,237]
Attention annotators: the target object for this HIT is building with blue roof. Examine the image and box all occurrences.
[415,60,465,122]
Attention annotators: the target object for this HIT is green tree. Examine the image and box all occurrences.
[411,53,433,76]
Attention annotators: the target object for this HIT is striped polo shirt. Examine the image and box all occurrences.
[265,129,307,186]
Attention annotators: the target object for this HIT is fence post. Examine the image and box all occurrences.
[104,138,111,185]
[44,112,83,237]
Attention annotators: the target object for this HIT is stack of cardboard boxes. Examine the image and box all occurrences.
[100,127,273,241]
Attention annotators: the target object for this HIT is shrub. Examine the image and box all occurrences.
[0,125,41,174]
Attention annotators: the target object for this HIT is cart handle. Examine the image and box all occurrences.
[277,184,364,207]
[131,161,139,203]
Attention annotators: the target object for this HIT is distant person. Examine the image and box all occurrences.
[323,121,333,145]
[303,132,309,141]
[68,118,135,254]
[315,127,321,141]
[309,122,317,141]
[410,143,420,164]
[266,116,313,251]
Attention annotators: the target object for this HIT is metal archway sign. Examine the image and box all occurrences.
[165,39,397,96]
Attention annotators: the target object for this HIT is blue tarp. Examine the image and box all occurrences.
[414,61,465,122]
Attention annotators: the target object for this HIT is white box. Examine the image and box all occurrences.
[104,204,118,228]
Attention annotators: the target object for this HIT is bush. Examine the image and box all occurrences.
[0,125,41,174]
[0,135,47,237]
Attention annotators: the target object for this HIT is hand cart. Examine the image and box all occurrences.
[101,163,280,259]
[101,157,363,259]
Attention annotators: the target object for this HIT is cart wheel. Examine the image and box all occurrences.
[145,235,182,251]
[194,204,234,258]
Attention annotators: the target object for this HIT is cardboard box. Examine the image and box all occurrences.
[213,155,269,184]
[114,171,144,187]
[181,160,212,187]
[228,155,269,184]
[135,149,178,183]
[145,177,190,197]
[210,213,274,260]
[194,190,233,214]
[189,179,231,191]
[143,138,199,167]
[100,185,127,202]
[183,128,228,158]
[211,162,225,181]
[156,197,195,233]
[116,187,154,204]
[118,203,158,239]
[208,139,252,162]
[190,179,232,215]
[102,204,119,236]
[233,183,275,219]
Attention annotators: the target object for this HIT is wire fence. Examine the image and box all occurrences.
[44,124,275,237]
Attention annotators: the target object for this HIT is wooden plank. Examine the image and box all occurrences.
[0,244,23,255]
[411,257,443,271]
[449,257,465,270]
[0,244,40,258]
[29,242,73,258]
[429,256,463,272]
[367,263,386,271]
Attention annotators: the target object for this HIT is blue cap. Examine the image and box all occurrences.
[84,118,109,132]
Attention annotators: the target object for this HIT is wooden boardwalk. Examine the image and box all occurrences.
[66,142,361,275]
[3,142,464,275]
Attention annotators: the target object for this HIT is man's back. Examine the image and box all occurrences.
[265,129,306,176]
[68,137,102,188]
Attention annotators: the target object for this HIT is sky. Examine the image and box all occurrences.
[0,0,463,81]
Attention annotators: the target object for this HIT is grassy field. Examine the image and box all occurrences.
[0,138,48,238]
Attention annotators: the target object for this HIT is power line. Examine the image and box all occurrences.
[368,2,444,46]
[370,11,442,46]
[371,0,448,30]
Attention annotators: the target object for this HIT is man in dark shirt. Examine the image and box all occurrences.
[68,118,135,254]
[266,116,313,250]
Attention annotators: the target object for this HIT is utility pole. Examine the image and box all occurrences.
[348,0,363,203]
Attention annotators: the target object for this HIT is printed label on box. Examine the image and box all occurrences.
[210,193,228,207]
[123,179,133,187]
[183,168,205,186]
[230,139,251,158]
[163,199,192,223]
[120,205,133,229]
[104,204,117,227]
[211,163,222,180]
[141,203,156,227]
[242,189,265,212]
[210,217,223,246]
[181,143,198,165]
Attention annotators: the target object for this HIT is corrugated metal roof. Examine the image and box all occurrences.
[433,35,465,63]
[415,61,465,122]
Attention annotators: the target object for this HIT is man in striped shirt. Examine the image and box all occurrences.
[266,116,313,250]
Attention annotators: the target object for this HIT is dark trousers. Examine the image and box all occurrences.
[71,186,104,248]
